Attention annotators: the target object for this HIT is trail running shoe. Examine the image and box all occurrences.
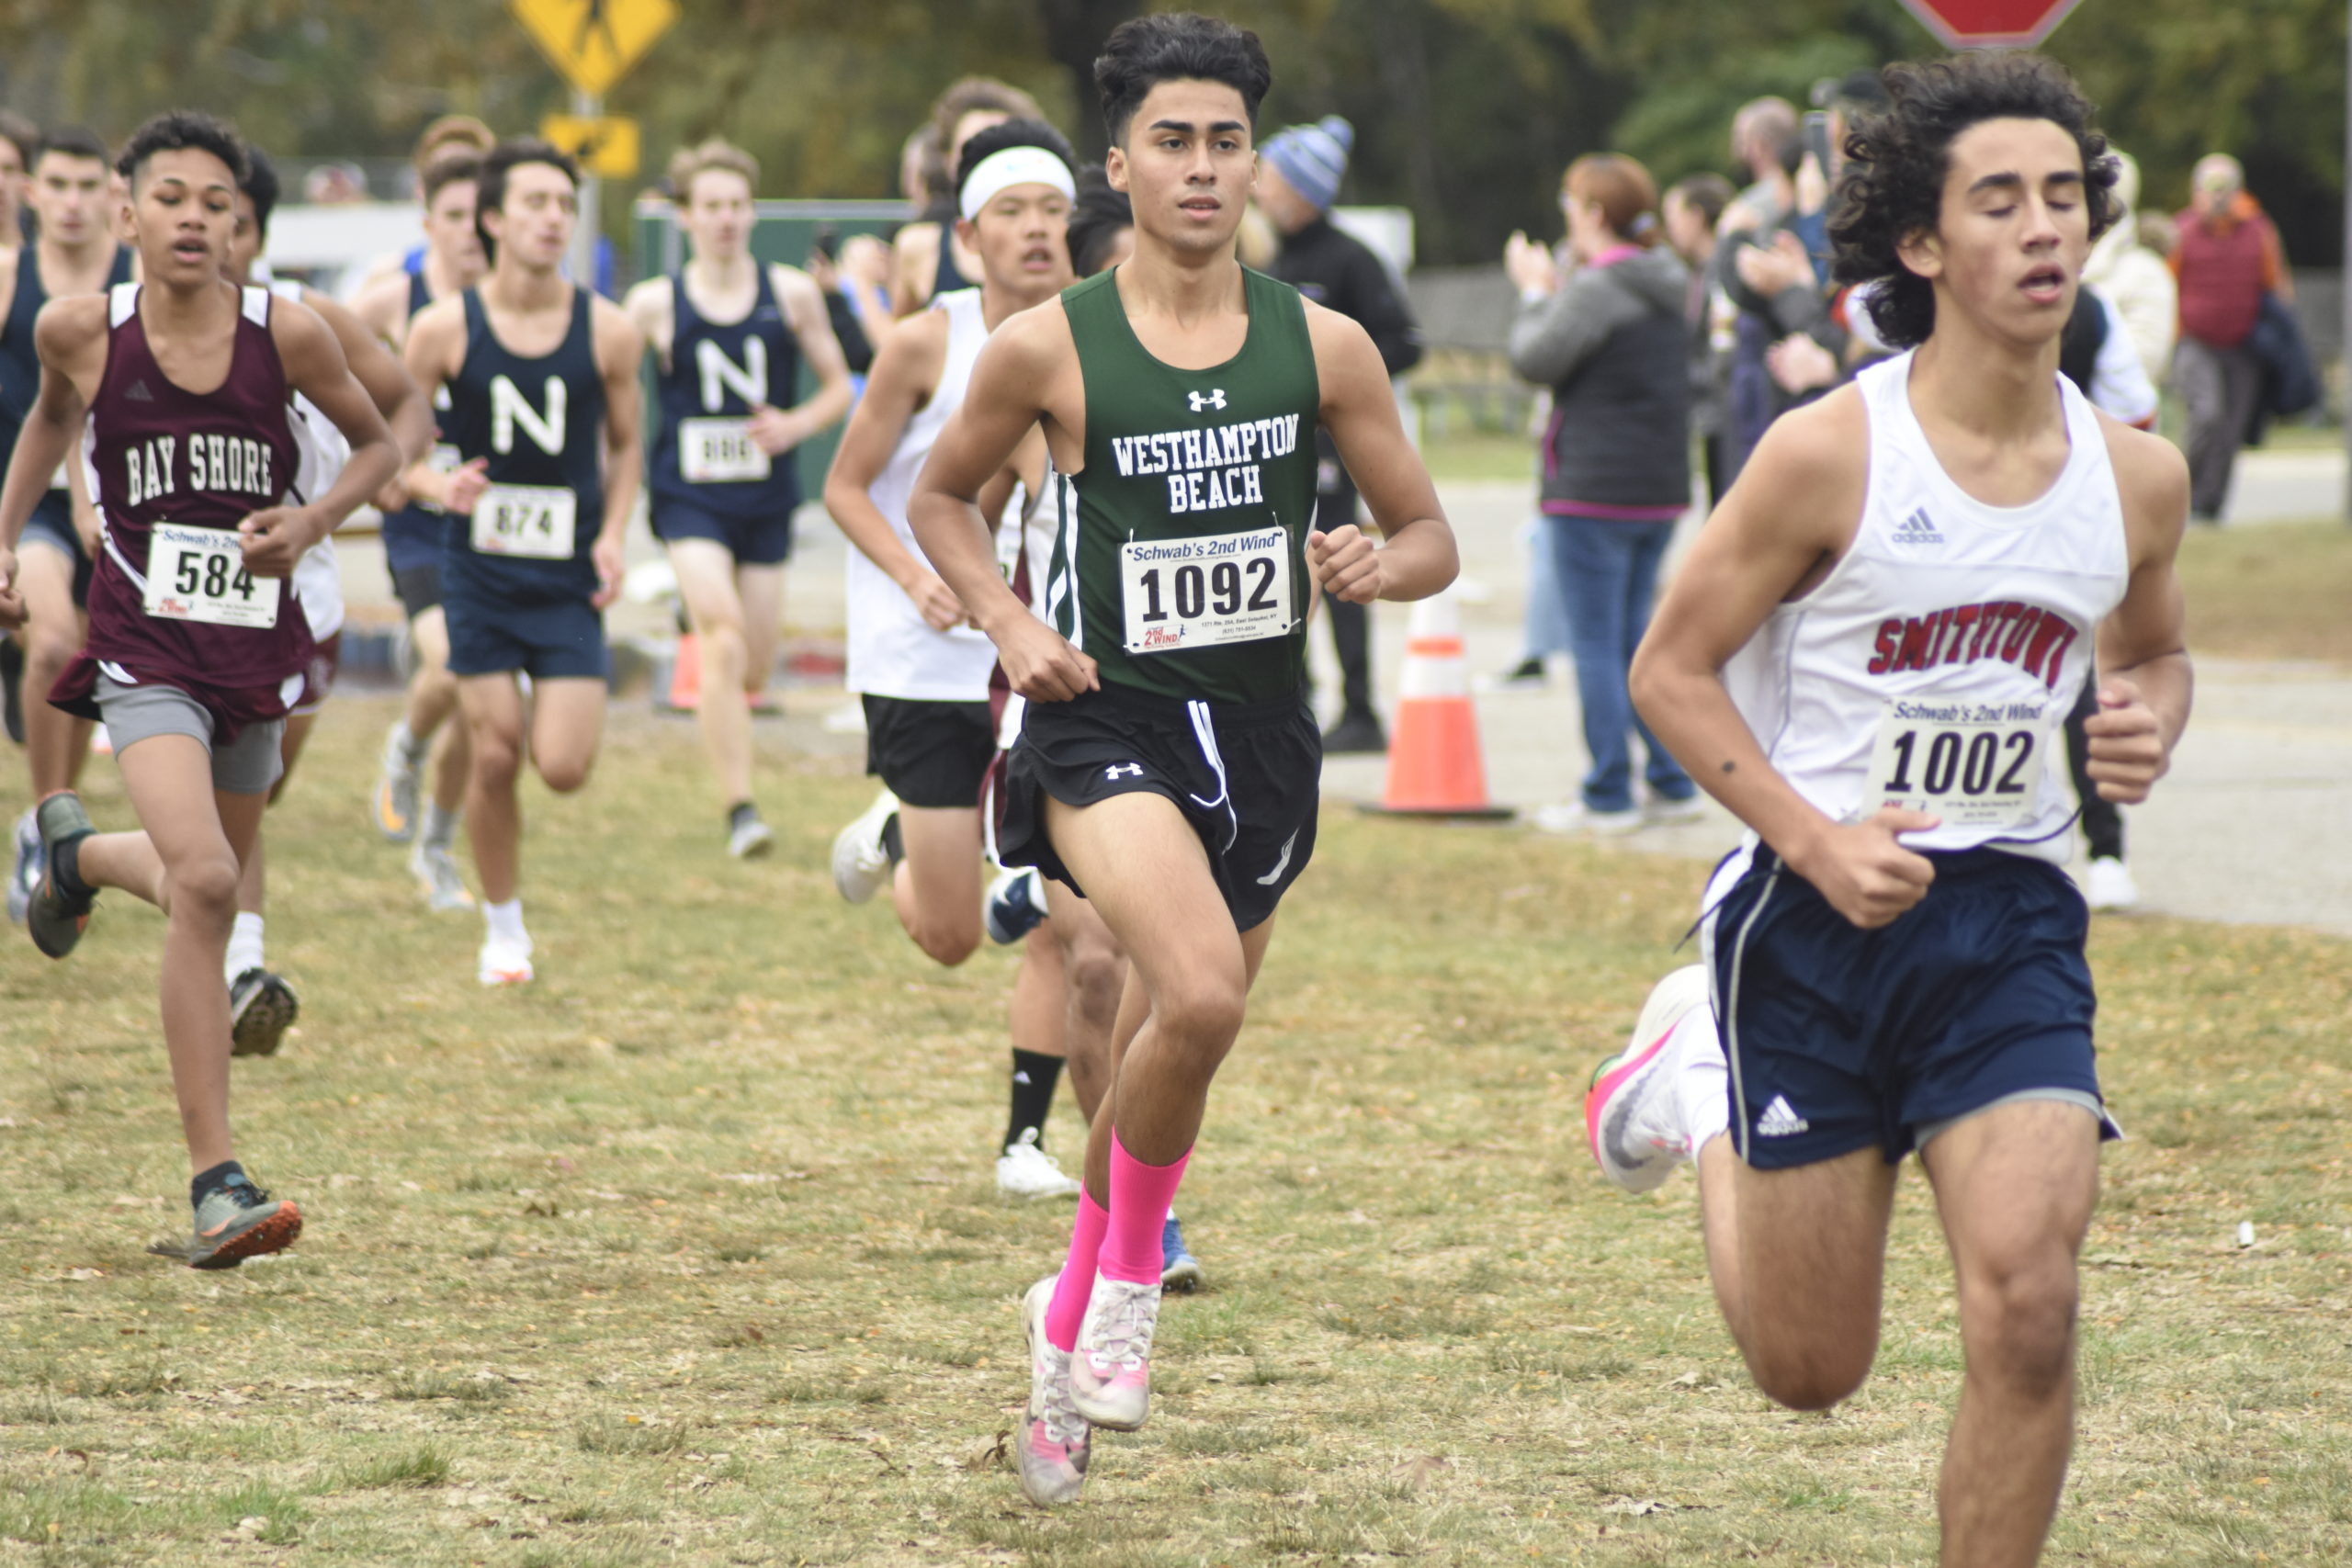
[1017,1276,1089,1506]
[1069,1273,1160,1432]
[997,1128,1081,1200]
[984,864,1048,946]
[409,840,474,912]
[373,722,420,843]
[478,930,535,987]
[728,813,775,860]
[1159,1213,1204,1292]
[229,969,300,1058]
[7,807,38,924]
[830,787,898,904]
[28,792,96,959]
[187,1175,302,1269]
[2086,856,2140,912]
[1585,964,1713,1193]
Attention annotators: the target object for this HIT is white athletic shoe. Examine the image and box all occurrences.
[1532,801,1643,838]
[478,930,535,987]
[374,722,421,843]
[1585,965,1714,1193]
[1069,1272,1160,1432]
[997,1129,1082,1200]
[1017,1276,1089,1506]
[830,788,899,904]
[728,815,775,860]
[409,841,474,912]
[2086,856,2139,912]
[6,807,38,925]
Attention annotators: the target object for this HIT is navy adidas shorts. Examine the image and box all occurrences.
[19,493,93,608]
[442,582,608,682]
[997,682,1319,933]
[1702,844,2117,1170]
[651,496,795,567]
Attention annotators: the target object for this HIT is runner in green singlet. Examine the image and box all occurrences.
[908,11,1457,1508]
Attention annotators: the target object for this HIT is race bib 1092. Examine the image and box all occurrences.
[1864,695,2052,830]
[470,483,578,559]
[141,523,281,629]
[1119,526,1292,656]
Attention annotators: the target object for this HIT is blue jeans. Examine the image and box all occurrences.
[1547,514,1693,812]
[1520,514,1570,660]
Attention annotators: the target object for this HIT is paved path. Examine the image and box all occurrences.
[323,446,2352,938]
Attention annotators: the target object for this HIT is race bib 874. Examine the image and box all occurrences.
[141,523,280,629]
[1119,526,1292,656]
[470,483,578,559]
[1864,695,2052,829]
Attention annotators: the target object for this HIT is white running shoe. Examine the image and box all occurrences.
[1532,801,1643,838]
[6,807,37,925]
[830,788,899,904]
[1017,1276,1089,1506]
[728,815,775,860]
[478,930,535,987]
[409,841,474,912]
[374,722,421,843]
[1069,1272,1160,1432]
[1585,965,1714,1192]
[997,1130,1082,1200]
[2086,856,2139,912]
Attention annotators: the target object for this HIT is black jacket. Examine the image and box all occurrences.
[1267,216,1424,378]
[1510,246,1691,514]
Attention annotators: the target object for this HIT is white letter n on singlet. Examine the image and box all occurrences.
[695,337,768,412]
[491,375,567,456]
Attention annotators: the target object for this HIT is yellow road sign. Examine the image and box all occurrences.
[541,114,641,179]
[511,0,677,96]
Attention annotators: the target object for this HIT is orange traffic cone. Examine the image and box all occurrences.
[1361,592,1512,819]
[665,633,703,712]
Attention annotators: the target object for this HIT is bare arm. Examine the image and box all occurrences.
[305,288,433,467]
[397,299,487,513]
[348,270,412,349]
[890,223,940,318]
[1305,304,1457,604]
[248,299,401,574]
[621,276,672,367]
[2084,419,2193,801]
[592,297,646,607]
[1628,388,1941,928]
[767,263,854,443]
[908,303,1096,700]
[820,311,965,629]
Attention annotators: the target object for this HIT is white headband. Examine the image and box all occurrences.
[959,147,1076,221]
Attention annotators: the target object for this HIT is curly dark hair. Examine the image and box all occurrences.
[116,109,249,188]
[1094,12,1272,145]
[1829,52,2119,350]
[1066,164,1134,276]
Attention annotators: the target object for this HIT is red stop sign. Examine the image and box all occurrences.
[1898,0,2085,48]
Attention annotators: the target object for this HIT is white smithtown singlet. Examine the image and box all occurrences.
[1720,349,2130,869]
[843,288,999,702]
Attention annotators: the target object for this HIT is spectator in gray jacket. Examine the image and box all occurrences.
[1505,152,1700,834]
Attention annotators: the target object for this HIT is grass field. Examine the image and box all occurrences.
[4,695,2349,1566]
[2174,519,2352,666]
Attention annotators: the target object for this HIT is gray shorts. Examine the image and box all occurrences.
[94,673,285,795]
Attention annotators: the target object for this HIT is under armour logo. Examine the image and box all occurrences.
[1187,389,1227,412]
[124,379,155,403]
[1104,762,1145,781]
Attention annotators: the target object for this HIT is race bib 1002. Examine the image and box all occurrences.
[470,483,578,559]
[679,417,772,484]
[141,523,280,629]
[1119,526,1293,656]
[1864,695,2052,829]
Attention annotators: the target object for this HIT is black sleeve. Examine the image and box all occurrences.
[1342,243,1424,378]
[825,288,874,376]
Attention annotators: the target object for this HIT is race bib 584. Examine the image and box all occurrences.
[141,523,280,629]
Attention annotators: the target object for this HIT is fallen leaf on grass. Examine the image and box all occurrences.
[960,1430,1010,1472]
[1392,1455,1450,1492]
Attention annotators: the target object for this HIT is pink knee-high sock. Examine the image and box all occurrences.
[1044,1190,1110,1353]
[1099,1131,1191,1286]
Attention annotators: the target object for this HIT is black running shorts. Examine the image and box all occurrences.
[863,694,996,809]
[997,682,1319,932]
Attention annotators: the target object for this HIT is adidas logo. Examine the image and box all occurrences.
[124,379,155,403]
[1892,507,1944,545]
[1756,1095,1809,1137]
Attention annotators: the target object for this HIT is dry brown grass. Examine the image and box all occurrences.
[2,694,2347,1565]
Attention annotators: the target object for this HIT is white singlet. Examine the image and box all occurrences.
[273,281,346,641]
[1721,350,2130,868]
[843,288,998,702]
